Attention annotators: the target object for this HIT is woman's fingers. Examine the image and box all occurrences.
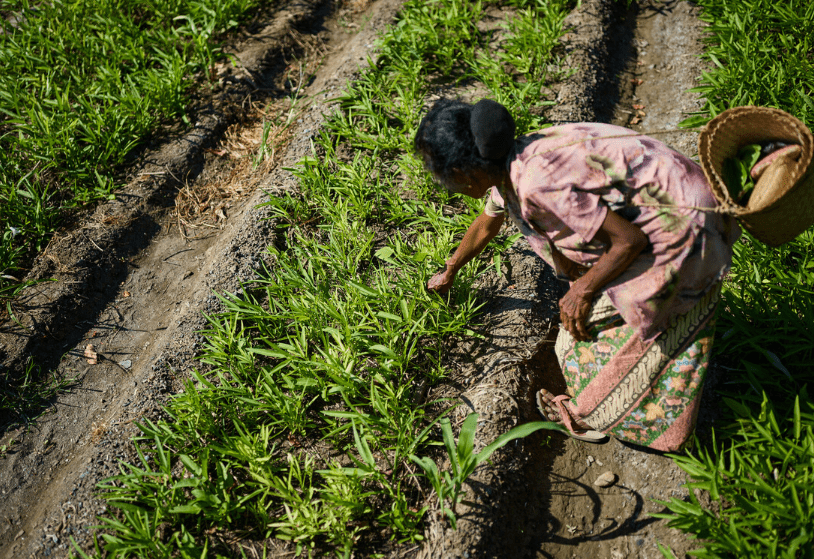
[560,310,580,340]
[427,270,453,295]
[575,307,592,341]
[574,315,589,341]
[559,292,592,341]
[563,315,587,341]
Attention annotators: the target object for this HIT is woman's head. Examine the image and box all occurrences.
[414,98,516,193]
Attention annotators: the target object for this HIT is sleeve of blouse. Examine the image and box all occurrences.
[483,186,505,217]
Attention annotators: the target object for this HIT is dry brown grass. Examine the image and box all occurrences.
[171,32,328,239]
[90,421,108,444]
[343,0,373,13]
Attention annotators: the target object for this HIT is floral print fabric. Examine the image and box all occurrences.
[554,288,719,452]
[485,123,740,341]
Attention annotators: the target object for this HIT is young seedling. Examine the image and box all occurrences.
[412,413,564,528]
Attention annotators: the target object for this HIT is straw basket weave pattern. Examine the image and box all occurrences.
[698,106,814,246]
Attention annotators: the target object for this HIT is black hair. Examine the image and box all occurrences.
[413,98,516,187]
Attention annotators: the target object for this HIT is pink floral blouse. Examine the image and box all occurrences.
[484,123,740,341]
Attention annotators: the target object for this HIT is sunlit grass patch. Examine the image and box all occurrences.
[654,393,814,559]
[0,0,271,294]
[684,0,814,126]
[86,0,573,556]
[0,0,271,431]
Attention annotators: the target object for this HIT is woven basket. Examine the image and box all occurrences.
[698,106,814,246]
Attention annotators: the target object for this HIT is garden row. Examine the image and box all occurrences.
[77,0,572,556]
[3,0,811,555]
[0,0,275,424]
[0,0,269,299]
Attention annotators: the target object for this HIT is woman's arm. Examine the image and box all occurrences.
[559,210,648,341]
[428,211,505,295]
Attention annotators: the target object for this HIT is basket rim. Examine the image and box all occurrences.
[698,105,814,216]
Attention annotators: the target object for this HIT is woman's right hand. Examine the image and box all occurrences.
[427,267,456,295]
[426,211,504,296]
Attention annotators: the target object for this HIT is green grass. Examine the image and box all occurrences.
[0,0,269,293]
[81,0,572,556]
[0,357,76,430]
[0,0,271,430]
[657,1,814,557]
[681,0,814,127]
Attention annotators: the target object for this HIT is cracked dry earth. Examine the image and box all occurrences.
[0,1,718,557]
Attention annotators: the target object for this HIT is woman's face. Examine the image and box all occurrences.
[438,167,494,199]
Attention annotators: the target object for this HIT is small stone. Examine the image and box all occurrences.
[119,360,132,370]
[594,471,617,487]
[586,455,595,466]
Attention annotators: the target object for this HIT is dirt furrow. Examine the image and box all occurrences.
[416,2,711,558]
[535,2,711,558]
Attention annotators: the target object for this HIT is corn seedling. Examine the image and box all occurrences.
[412,414,563,528]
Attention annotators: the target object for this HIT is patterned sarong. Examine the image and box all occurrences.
[554,286,720,452]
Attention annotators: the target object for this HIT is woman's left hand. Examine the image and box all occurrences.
[559,285,594,341]
[557,210,648,342]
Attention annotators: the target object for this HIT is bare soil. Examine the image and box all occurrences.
[0,0,715,557]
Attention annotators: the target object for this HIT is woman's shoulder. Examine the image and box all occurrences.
[515,123,696,173]
[515,123,639,157]
[530,122,637,140]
